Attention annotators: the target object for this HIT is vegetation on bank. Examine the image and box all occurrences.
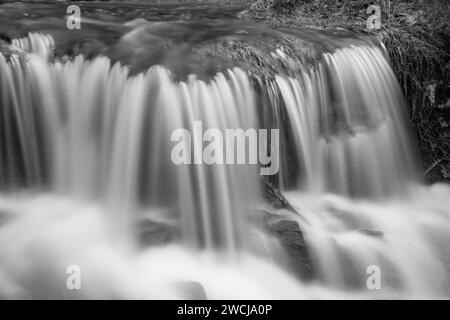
[262,0,450,182]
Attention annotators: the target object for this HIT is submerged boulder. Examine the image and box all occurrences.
[359,229,384,238]
[137,218,179,247]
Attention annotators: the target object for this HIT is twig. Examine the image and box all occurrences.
[424,158,448,174]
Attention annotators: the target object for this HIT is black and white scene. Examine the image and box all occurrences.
[0,0,449,301]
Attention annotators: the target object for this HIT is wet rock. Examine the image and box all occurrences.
[55,39,106,60]
[137,218,178,247]
[0,32,13,59]
[174,281,207,300]
[263,180,296,210]
[262,213,314,281]
[359,229,384,238]
[0,32,11,44]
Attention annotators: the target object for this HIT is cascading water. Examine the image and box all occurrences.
[274,45,417,198]
[270,44,450,297]
[1,33,260,253]
[0,32,449,299]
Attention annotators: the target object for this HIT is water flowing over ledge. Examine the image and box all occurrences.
[0,32,450,299]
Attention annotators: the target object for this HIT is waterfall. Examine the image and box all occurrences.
[273,45,417,198]
[11,33,55,59]
[1,33,260,253]
[268,44,449,297]
[1,33,449,299]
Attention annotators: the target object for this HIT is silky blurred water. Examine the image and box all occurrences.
[0,7,449,299]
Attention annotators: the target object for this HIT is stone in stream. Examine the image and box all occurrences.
[261,211,315,281]
[173,281,207,300]
[359,229,384,238]
[0,32,12,58]
[0,32,11,44]
[257,181,314,280]
[136,218,179,247]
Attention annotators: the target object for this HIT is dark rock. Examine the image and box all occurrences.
[263,179,296,211]
[0,32,11,44]
[359,229,384,238]
[136,218,179,247]
[263,213,314,281]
